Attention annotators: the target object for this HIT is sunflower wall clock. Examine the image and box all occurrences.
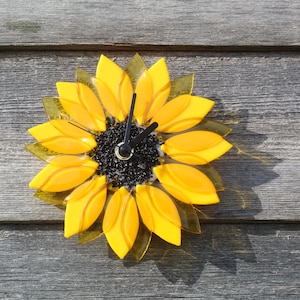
[26,54,232,260]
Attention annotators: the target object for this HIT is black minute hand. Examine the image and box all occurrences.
[130,122,158,148]
[119,93,136,157]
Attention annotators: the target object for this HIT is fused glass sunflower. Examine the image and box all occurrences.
[26,54,232,260]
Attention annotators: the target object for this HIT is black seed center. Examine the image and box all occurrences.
[93,121,161,189]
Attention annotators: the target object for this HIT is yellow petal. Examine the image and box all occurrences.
[136,185,181,246]
[96,55,133,121]
[143,58,171,121]
[56,82,80,104]
[64,176,107,238]
[161,131,232,164]
[153,164,220,205]
[29,156,98,192]
[28,122,96,154]
[134,70,153,124]
[151,95,214,133]
[78,83,106,131]
[51,119,92,138]
[103,187,139,259]
[95,79,124,121]
[59,98,101,132]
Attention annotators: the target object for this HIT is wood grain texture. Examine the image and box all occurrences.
[1,0,299,298]
[0,223,299,299]
[0,0,299,47]
[0,52,299,222]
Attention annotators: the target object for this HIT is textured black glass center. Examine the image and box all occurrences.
[93,121,161,189]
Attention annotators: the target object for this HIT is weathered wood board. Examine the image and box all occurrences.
[0,52,299,221]
[0,224,299,299]
[0,0,299,298]
[0,0,299,47]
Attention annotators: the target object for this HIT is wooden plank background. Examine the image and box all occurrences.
[0,0,299,299]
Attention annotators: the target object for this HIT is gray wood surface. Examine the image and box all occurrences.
[0,52,299,221]
[0,0,299,47]
[0,0,299,298]
[0,224,299,299]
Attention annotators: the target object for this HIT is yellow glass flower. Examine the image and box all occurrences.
[26,54,232,260]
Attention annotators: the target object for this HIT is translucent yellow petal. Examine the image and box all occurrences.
[25,143,59,163]
[134,70,153,124]
[174,200,201,233]
[129,223,152,261]
[161,131,232,164]
[103,187,139,259]
[153,164,220,205]
[125,53,146,89]
[78,83,106,131]
[59,98,100,131]
[42,97,68,120]
[151,95,215,133]
[64,176,107,238]
[28,122,96,154]
[96,55,133,121]
[136,185,181,246]
[193,119,232,137]
[29,156,98,192]
[34,190,68,208]
[167,73,194,101]
[56,82,80,104]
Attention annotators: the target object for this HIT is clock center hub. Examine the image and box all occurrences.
[93,121,161,189]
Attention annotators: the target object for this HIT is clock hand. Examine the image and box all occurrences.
[123,93,136,146]
[116,93,136,159]
[130,122,158,148]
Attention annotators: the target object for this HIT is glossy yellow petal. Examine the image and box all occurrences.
[56,82,80,104]
[59,98,101,132]
[28,122,96,154]
[56,81,105,132]
[136,185,181,246]
[78,83,106,131]
[95,79,124,121]
[134,70,153,124]
[103,187,139,259]
[51,119,92,138]
[161,131,232,164]
[144,58,171,121]
[64,176,107,238]
[151,95,214,133]
[96,55,133,121]
[153,164,220,205]
[29,156,98,192]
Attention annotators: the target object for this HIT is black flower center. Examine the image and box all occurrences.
[93,121,161,189]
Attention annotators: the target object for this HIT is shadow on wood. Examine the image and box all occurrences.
[202,108,281,219]
[118,107,281,284]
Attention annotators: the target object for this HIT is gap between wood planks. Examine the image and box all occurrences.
[0,44,300,53]
[0,220,299,226]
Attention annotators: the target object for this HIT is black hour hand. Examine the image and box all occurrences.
[130,122,158,148]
